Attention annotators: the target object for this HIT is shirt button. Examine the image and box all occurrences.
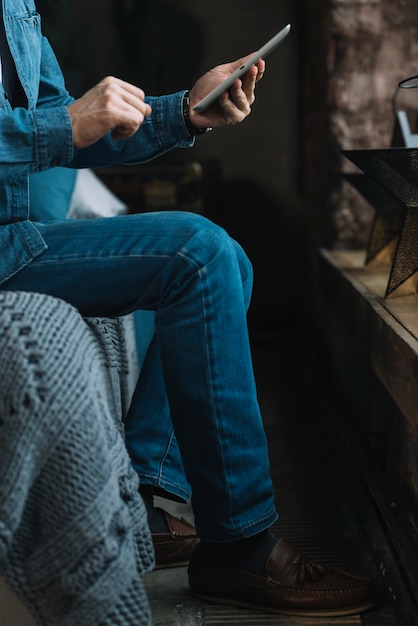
[51,158,60,167]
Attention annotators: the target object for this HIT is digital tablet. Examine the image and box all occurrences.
[193,23,291,113]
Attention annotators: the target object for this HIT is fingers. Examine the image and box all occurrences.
[241,61,265,101]
[68,76,152,149]
[103,77,151,119]
[192,56,266,128]
[106,79,151,140]
[218,82,251,122]
[254,59,266,82]
[218,63,263,124]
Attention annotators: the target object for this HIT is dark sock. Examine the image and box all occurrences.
[139,489,169,533]
[200,530,278,576]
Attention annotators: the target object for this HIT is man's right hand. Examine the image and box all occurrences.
[67,76,152,149]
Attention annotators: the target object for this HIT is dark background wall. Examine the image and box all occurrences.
[36,0,418,331]
[37,0,303,332]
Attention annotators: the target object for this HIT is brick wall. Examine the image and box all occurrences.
[303,0,418,250]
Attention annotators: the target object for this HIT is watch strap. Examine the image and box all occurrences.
[182,91,213,137]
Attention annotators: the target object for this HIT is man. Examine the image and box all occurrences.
[0,0,375,618]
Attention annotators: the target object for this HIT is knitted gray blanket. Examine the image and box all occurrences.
[0,291,154,626]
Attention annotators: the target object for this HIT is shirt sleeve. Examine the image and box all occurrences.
[0,33,75,183]
[0,27,194,181]
[67,91,195,170]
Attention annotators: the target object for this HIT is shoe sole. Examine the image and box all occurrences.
[191,592,376,617]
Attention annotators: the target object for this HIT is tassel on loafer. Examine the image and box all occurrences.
[188,537,375,617]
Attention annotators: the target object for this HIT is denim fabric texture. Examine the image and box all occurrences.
[0,0,278,541]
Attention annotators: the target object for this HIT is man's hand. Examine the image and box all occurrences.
[67,58,264,149]
[188,56,265,129]
[67,76,152,149]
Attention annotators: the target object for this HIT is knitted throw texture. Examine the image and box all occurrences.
[0,291,154,626]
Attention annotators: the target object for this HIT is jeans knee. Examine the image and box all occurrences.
[208,221,253,297]
[164,212,253,307]
[181,212,251,275]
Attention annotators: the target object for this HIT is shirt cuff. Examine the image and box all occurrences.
[33,106,74,168]
[145,91,196,149]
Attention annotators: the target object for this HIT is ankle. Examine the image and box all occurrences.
[139,489,169,534]
[200,530,278,576]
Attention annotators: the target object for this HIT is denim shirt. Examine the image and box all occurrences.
[0,0,194,284]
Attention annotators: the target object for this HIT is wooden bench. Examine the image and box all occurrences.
[318,249,418,427]
[316,248,418,609]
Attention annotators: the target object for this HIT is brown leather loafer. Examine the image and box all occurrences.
[152,510,199,569]
[188,537,375,617]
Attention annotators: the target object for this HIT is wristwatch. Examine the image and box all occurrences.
[182,91,213,137]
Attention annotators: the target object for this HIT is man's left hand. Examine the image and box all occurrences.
[189,56,265,129]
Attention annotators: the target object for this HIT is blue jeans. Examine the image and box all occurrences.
[2,211,278,541]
